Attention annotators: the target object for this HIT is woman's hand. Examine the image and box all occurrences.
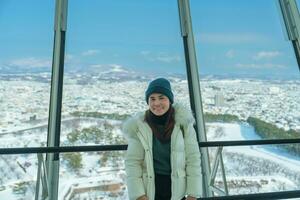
[186,196,197,200]
[137,194,148,200]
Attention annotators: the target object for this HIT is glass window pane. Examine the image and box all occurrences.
[0,154,39,199]
[61,1,190,146]
[190,0,300,142]
[59,152,127,199]
[0,0,54,147]
[209,144,300,195]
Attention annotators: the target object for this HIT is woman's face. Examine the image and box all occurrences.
[148,93,170,116]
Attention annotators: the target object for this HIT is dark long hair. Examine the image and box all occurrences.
[144,106,175,141]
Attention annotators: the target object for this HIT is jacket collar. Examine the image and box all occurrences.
[122,103,194,138]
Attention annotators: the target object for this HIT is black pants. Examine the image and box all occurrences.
[154,174,186,200]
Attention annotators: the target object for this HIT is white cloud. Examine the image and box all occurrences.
[235,63,286,69]
[65,54,74,62]
[140,51,150,55]
[89,64,104,68]
[8,57,51,68]
[156,54,181,63]
[65,54,74,60]
[197,33,266,44]
[226,50,235,58]
[253,51,281,60]
[89,64,128,73]
[109,64,127,72]
[141,51,182,63]
[82,49,100,56]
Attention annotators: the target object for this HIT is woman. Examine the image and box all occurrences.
[122,78,202,200]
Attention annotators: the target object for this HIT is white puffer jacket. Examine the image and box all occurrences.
[122,103,202,200]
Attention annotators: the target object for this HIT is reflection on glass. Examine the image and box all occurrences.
[59,152,127,199]
[209,144,300,195]
[0,1,54,147]
[0,154,38,199]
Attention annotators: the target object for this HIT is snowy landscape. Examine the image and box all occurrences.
[0,71,299,199]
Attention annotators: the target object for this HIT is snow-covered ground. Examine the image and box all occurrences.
[0,118,128,200]
[0,120,300,199]
[207,123,300,195]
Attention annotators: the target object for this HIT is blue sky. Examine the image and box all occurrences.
[0,0,299,78]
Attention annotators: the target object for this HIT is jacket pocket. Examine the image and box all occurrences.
[142,173,148,193]
[173,170,186,200]
[177,170,186,178]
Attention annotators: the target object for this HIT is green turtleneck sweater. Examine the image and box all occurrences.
[152,124,171,175]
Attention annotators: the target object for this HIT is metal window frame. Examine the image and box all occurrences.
[178,0,212,197]
[0,141,300,199]
[178,0,300,198]
[1,0,299,199]
[279,0,300,70]
[46,0,68,199]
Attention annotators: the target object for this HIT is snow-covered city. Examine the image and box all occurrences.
[0,72,299,199]
[1,72,299,135]
[1,0,300,199]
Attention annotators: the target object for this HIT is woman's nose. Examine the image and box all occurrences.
[153,100,160,105]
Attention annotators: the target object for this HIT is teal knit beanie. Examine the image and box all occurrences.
[145,78,174,104]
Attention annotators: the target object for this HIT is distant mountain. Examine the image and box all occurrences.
[200,73,300,81]
[1,63,298,81]
[0,65,51,74]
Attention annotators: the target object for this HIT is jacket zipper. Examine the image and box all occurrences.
[171,125,179,200]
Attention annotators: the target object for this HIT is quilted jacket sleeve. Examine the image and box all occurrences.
[124,128,146,200]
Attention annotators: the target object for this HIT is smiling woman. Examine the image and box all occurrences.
[123,77,201,200]
[1,1,299,200]
[148,93,171,116]
[58,1,192,200]
[146,78,173,116]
